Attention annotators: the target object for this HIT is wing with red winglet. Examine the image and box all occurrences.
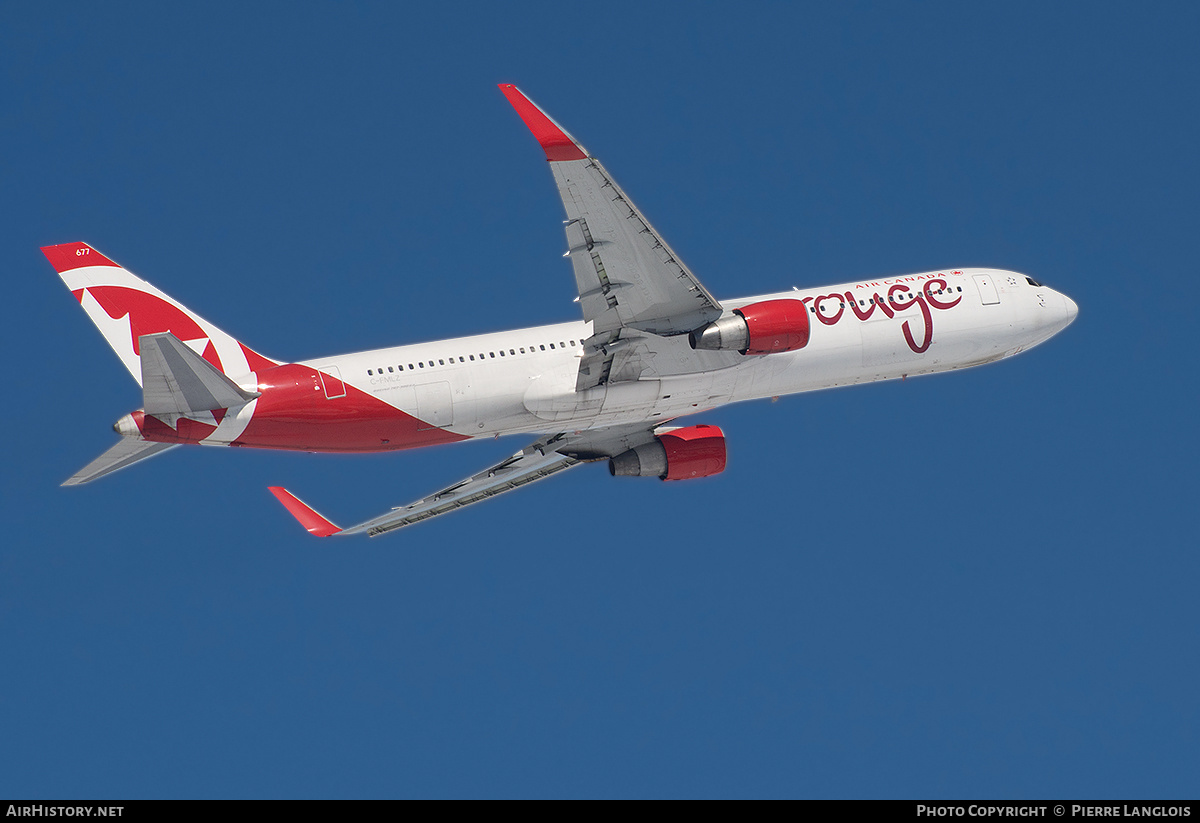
[499,85,724,390]
[268,422,672,537]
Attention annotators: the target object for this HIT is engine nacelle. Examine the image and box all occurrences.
[688,299,810,355]
[608,424,727,480]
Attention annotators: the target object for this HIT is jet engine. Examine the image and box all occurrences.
[688,299,810,355]
[608,425,727,480]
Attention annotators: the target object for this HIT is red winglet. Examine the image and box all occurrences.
[268,487,342,537]
[498,84,588,162]
[41,242,120,273]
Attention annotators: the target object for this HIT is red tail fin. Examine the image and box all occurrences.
[43,242,278,385]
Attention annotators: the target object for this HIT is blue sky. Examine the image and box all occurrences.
[2,1,1197,798]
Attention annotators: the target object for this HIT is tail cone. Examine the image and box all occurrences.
[114,413,140,437]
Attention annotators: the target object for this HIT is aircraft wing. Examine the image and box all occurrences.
[499,85,725,390]
[269,423,663,537]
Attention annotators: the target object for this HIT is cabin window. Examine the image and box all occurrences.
[549,343,555,349]
[539,345,546,351]
[510,349,515,355]
[398,365,404,371]
[499,350,505,356]
[439,359,444,365]
[469,355,475,361]
[419,362,424,368]
[367,369,373,375]
[520,347,526,354]
[388,366,394,373]
[490,352,495,358]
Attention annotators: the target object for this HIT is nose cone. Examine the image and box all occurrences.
[1056,290,1084,335]
[1062,293,1078,324]
[1030,288,1077,343]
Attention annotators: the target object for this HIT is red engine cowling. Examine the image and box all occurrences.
[688,299,810,355]
[737,299,811,354]
[608,424,727,480]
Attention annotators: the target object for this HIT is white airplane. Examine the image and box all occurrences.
[46,84,1078,536]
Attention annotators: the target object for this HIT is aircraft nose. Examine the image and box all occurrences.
[1061,292,1079,326]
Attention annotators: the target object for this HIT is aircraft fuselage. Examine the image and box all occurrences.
[135,266,1075,453]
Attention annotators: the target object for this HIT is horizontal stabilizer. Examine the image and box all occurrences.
[63,438,177,486]
[140,332,260,416]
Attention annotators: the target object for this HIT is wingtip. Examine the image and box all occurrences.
[40,242,119,273]
[497,84,588,162]
[268,486,343,537]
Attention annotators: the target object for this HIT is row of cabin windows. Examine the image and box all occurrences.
[366,287,969,374]
[812,286,964,312]
[367,340,580,376]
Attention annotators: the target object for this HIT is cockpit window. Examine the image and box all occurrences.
[1026,277,1043,287]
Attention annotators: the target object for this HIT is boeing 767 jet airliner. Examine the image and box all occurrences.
[45,85,1078,536]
